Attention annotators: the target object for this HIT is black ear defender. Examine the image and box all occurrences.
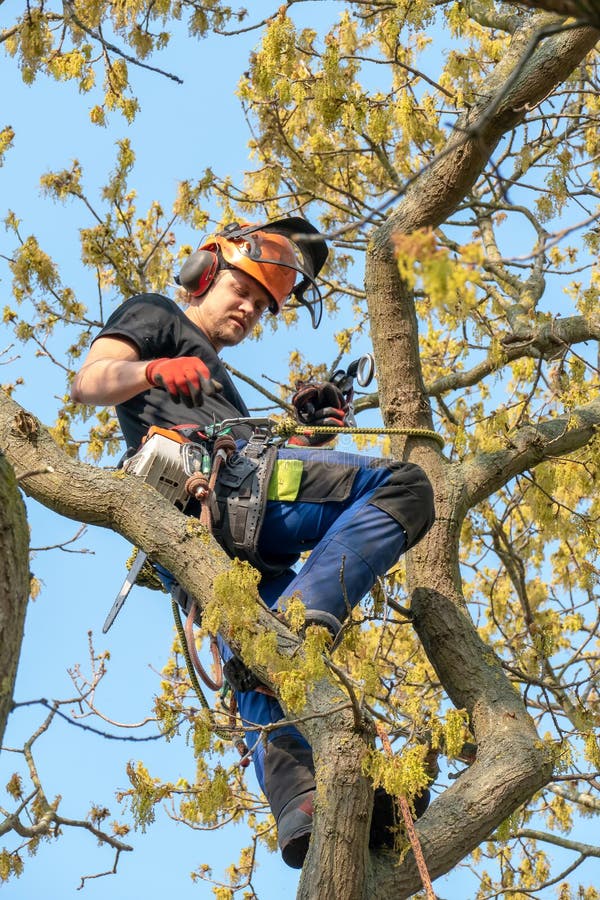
[175,250,219,296]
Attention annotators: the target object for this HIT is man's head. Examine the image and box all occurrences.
[176,218,328,329]
[188,266,273,351]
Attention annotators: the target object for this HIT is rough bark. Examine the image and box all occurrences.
[355,312,600,412]
[298,729,373,900]
[506,0,600,28]
[0,452,29,747]
[462,397,600,510]
[428,313,600,397]
[382,19,599,238]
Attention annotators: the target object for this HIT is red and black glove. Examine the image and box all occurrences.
[145,357,221,408]
[290,381,348,446]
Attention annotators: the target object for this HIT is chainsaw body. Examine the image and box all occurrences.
[122,426,210,510]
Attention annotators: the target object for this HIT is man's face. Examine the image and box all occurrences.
[190,268,272,350]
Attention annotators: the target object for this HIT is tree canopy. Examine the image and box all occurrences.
[1,2,600,898]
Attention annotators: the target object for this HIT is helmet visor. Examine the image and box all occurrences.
[286,278,323,329]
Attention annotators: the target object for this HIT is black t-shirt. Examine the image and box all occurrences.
[95,293,251,449]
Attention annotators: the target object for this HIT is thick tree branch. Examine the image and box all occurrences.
[352,311,600,411]
[462,396,600,510]
[380,17,598,243]
[515,827,600,856]
[505,0,600,28]
[429,312,600,398]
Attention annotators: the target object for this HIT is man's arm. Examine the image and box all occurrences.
[71,335,220,408]
[71,336,149,406]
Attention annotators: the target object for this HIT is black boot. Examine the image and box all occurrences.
[266,733,431,868]
[369,787,431,850]
[276,789,315,868]
[263,735,316,869]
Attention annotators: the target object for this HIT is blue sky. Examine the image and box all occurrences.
[3,3,598,898]
[0,7,322,898]
[0,5,405,899]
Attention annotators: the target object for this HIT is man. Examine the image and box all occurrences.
[71,218,435,868]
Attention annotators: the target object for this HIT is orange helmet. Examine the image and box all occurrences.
[176,218,328,328]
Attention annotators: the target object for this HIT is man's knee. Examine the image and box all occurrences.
[369,462,435,549]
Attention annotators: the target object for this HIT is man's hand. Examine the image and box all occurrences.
[290,381,348,446]
[145,357,221,408]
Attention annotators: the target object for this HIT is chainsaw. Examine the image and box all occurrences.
[102,420,276,633]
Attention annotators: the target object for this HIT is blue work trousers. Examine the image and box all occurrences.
[219,446,411,795]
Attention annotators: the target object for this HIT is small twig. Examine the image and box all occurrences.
[16,465,54,481]
[77,848,127,890]
[324,658,364,730]
[10,698,180,742]
[63,0,184,84]
[30,524,91,553]
[223,360,294,412]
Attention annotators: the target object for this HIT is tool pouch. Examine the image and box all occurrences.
[212,432,285,576]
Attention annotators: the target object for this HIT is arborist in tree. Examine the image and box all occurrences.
[71,218,435,868]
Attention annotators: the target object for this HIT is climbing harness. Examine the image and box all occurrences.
[210,425,284,576]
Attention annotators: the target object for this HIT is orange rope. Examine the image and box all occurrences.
[375,724,436,900]
[184,603,223,691]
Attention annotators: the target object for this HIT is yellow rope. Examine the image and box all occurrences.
[273,417,445,449]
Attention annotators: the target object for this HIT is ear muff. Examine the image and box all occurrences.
[175,250,219,297]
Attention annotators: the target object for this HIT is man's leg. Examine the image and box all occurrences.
[219,570,317,868]
[166,450,435,867]
[257,447,435,630]
[238,449,435,865]
[230,677,316,868]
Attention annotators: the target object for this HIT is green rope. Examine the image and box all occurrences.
[171,598,232,742]
[274,417,445,449]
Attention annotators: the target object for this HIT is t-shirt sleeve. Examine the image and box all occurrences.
[94,294,178,361]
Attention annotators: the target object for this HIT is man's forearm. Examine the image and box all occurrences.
[71,358,151,406]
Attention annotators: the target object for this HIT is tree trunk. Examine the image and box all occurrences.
[0,452,29,745]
